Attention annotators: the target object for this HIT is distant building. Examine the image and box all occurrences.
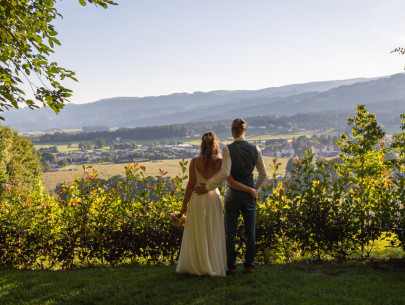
[310,144,340,157]
[262,148,276,157]
[281,145,295,156]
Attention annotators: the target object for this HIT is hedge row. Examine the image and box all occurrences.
[0,105,405,269]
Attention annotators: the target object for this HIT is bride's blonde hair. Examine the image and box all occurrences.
[200,131,220,168]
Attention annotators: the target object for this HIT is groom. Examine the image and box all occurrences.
[195,118,267,274]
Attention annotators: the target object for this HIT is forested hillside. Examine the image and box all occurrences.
[4,75,399,131]
[32,108,401,143]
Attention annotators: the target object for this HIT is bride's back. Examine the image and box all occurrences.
[195,156,222,181]
[196,131,222,181]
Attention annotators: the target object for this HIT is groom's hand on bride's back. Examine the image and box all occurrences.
[250,188,258,202]
[194,183,208,195]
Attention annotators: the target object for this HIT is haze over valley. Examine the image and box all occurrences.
[4,73,405,132]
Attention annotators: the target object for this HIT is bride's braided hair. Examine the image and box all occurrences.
[200,131,220,169]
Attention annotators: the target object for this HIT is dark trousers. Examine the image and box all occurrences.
[224,187,256,270]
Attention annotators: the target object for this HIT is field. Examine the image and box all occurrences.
[20,129,83,137]
[35,143,116,153]
[37,130,308,193]
[33,128,318,149]
[35,143,81,152]
[0,260,404,305]
[41,157,288,193]
[42,159,189,193]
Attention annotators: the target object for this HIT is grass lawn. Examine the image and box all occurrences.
[0,260,404,305]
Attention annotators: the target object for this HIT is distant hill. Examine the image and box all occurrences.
[3,74,405,132]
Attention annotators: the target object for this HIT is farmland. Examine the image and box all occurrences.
[41,156,288,193]
[36,129,301,192]
[37,128,339,193]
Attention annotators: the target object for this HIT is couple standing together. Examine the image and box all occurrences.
[176,118,267,276]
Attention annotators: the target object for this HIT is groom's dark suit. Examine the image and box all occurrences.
[205,137,266,270]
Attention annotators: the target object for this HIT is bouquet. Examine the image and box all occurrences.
[170,212,186,226]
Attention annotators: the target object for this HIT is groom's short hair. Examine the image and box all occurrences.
[231,118,246,136]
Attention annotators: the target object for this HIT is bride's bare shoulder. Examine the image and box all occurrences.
[193,156,202,164]
[193,156,204,169]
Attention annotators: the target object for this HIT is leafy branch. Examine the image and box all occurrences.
[0,0,117,120]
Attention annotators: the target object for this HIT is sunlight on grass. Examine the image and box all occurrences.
[0,261,404,305]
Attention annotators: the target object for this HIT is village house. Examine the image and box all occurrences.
[281,145,295,157]
[310,144,340,157]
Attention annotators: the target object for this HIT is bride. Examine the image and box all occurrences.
[176,131,257,277]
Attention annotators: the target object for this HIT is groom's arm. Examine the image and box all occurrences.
[205,146,231,191]
[254,145,267,190]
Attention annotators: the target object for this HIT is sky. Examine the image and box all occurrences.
[48,0,405,104]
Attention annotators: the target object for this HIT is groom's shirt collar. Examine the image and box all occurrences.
[234,137,246,141]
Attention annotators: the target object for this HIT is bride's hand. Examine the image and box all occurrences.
[249,188,258,201]
[180,204,187,215]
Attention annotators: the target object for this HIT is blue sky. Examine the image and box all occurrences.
[50,0,405,104]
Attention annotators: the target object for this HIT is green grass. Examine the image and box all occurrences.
[34,143,115,152]
[34,143,81,152]
[1,260,404,305]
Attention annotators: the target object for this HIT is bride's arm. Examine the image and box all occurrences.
[181,158,196,214]
[226,175,258,201]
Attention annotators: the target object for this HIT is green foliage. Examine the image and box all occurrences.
[0,152,402,269]
[336,104,392,257]
[38,145,58,153]
[392,47,405,55]
[0,126,42,190]
[0,0,116,119]
[57,159,68,167]
[2,105,405,269]
[291,135,314,155]
[391,113,405,159]
[41,151,56,163]
[285,157,295,173]
[0,160,190,269]
[36,124,190,143]
[390,113,405,249]
[78,142,91,151]
[288,134,339,157]
[95,138,105,149]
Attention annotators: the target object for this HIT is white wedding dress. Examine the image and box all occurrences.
[176,167,227,277]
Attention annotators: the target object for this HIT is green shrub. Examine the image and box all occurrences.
[1,105,405,269]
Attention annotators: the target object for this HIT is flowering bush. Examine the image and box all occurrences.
[0,105,405,269]
[0,161,188,269]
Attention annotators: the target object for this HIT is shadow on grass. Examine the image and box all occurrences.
[0,260,404,305]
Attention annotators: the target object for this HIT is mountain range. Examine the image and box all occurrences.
[2,73,405,132]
